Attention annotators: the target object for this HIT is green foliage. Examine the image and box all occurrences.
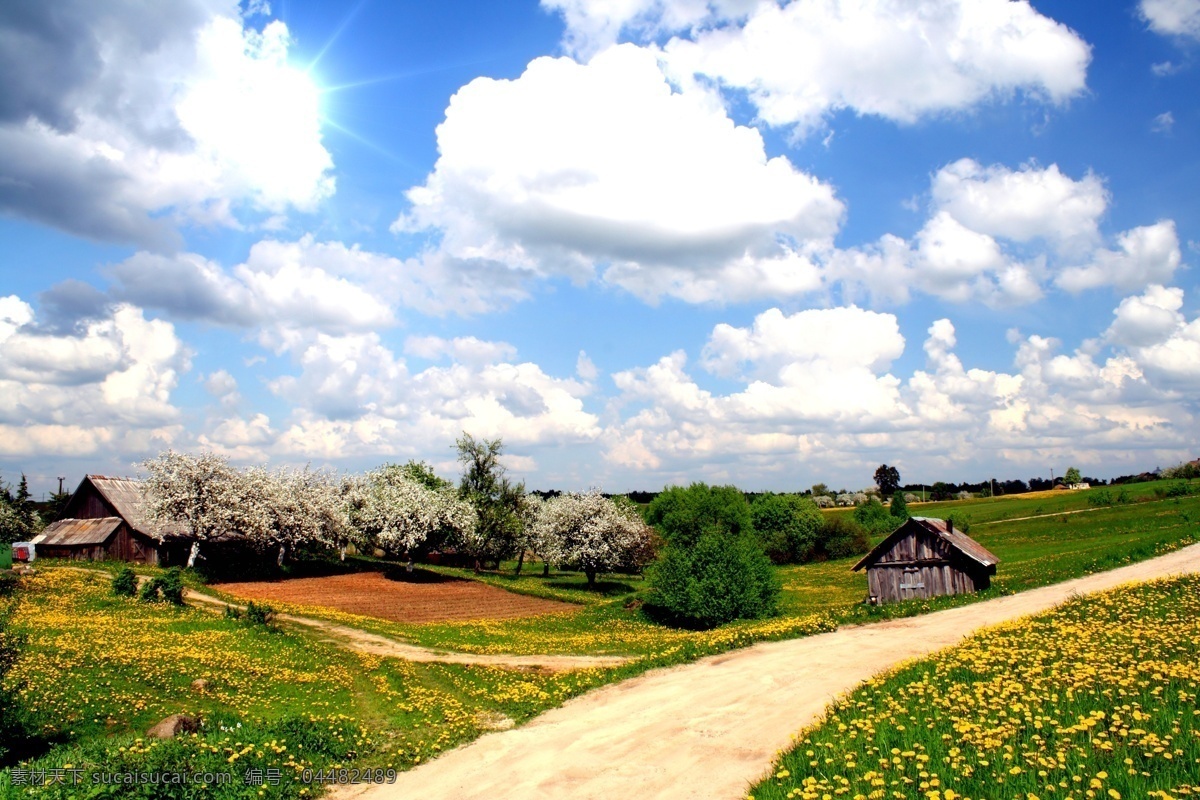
[944,513,972,534]
[1156,480,1197,499]
[852,498,897,536]
[647,530,780,628]
[750,493,824,564]
[223,604,242,621]
[929,481,953,501]
[401,459,453,491]
[818,515,872,560]
[138,567,184,605]
[889,491,909,520]
[244,600,276,626]
[456,433,525,566]
[644,483,752,548]
[111,567,137,597]
[1064,465,1082,484]
[0,473,41,546]
[1161,461,1200,480]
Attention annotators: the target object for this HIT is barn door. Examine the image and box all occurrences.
[899,567,925,600]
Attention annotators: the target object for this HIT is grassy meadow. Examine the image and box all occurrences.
[0,569,627,799]
[748,573,1200,800]
[3,479,1197,798]
[246,486,1200,656]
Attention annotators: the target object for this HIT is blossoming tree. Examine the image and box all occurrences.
[345,464,476,559]
[532,491,654,588]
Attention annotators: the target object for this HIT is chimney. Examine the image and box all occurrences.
[947,518,953,533]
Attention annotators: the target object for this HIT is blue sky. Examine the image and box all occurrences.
[2,0,1199,497]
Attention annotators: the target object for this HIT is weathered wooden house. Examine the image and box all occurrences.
[36,475,192,565]
[851,516,999,604]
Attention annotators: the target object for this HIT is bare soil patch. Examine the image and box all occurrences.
[214,570,577,624]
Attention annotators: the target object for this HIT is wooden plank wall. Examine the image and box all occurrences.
[866,528,985,604]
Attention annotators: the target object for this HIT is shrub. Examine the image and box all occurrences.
[750,493,823,563]
[0,600,30,764]
[223,604,242,621]
[645,483,752,547]
[111,567,137,597]
[852,498,897,536]
[138,567,185,605]
[1087,489,1113,507]
[945,513,972,534]
[889,492,909,520]
[245,600,276,626]
[647,529,780,628]
[817,516,871,561]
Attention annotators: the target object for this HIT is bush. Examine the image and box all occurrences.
[647,530,780,628]
[138,567,185,605]
[945,514,972,534]
[817,516,871,561]
[750,493,823,563]
[223,604,242,621]
[852,498,897,536]
[889,492,909,520]
[111,567,137,597]
[245,600,276,626]
[645,483,752,547]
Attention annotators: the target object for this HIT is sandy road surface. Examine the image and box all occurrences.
[339,542,1200,800]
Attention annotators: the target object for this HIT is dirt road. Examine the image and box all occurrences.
[338,541,1200,800]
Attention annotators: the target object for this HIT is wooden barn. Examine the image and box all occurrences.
[851,516,999,604]
[36,475,192,565]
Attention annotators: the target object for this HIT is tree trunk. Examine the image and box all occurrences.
[186,541,201,569]
[586,569,596,589]
[277,544,286,567]
[542,560,550,577]
[514,550,525,576]
[406,554,414,573]
[339,545,347,561]
[474,558,482,575]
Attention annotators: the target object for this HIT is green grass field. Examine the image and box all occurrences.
[748,573,1200,800]
[4,479,1198,799]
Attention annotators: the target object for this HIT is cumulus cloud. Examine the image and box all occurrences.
[404,335,518,366]
[662,0,1091,134]
[398,44,843,305]
[0,1,332,246]
[600,304,1195,487]
[1056,221,1182,293]
[827,160,1180,305]
[1140,0,1200,40]
[542,0,757,57]
[0,298,189,457]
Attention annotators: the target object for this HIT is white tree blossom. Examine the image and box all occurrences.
[345,464,476,556]
[812,495,835,508]
[531,491,653,587]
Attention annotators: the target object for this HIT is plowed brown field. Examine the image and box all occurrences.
[214,571,576,624]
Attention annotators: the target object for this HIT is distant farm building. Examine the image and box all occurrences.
[852,517,999,605]
[37,476,192,565]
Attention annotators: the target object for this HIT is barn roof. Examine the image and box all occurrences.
[40,517,122,546]
[852,516,1000,572]
[80,475,191,540]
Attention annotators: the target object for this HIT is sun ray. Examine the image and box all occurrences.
[305,0,369,73]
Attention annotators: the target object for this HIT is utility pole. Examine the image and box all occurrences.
[57,476,65,495]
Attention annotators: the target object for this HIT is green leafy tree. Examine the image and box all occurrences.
[644,483,752,547]
[873,464,901,497]
[648,528,780,628]
[930,481,953,501]
[811,483,829,498]
[853,497,897,536]
[750,493,824,563]
[1064,466,1082,485]
[456,433,525,572]
[889,491,909,520]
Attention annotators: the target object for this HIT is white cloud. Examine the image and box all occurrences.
[1140,0,1200,40]
[1057,221,1183,293]
[404,335,518,366]
[0,300,189,457]
[1104,285,1200,391]
[543,0,757,57]
[253,333,601,462]
[398,44,843,305]
[202,369,241,407]
[1152,111,1176,134]
[663,0,1091,134]
[0,1,332,245]
[929,159,1106,254]
[599,304,1197,487]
